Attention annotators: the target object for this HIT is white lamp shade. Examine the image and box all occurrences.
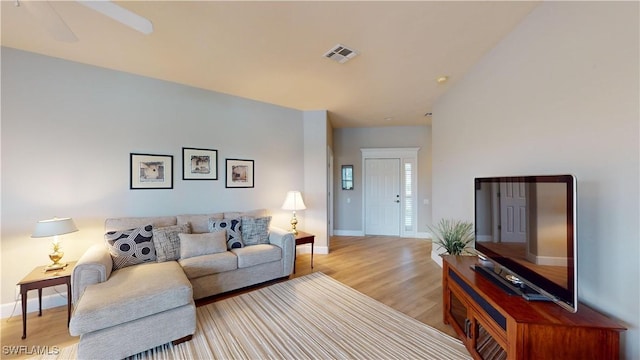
[31,217,78,238]
[281,191,307,211]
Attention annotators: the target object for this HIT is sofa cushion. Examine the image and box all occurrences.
[69,261,192,335]
[105,224,156,270]
[231,244,281,268]
[224,209,268,219]
[241,216,271,246]
[179,252,238,279]
[153,223,191,262]
[209,218,243,249]
[177,213,224,234]
[179,231,227,259]
[105,216,176,232]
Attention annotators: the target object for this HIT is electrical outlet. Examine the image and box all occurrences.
[15,285,21,301]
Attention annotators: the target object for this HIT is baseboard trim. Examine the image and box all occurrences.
[415,231,432,239]
[315,246,329,255]
[296,245,329,255]
[431,250,444,268]
[1,292,68,319]
[333,230,365,236]
[334,230,431,239]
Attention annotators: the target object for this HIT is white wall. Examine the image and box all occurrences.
[1,48,309,308]
[303,110,329,254]
[431,2,639,358]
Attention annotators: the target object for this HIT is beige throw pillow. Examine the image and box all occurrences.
[179,231,227,259]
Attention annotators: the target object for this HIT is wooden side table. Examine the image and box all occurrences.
[17,261,76,339]
[294,231,315,273]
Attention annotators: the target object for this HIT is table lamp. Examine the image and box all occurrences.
[281,191,306,235]
[31,217,78,271]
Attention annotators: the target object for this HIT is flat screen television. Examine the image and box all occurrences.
[473,175,577,312]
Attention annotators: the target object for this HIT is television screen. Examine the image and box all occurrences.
[474,175,577,312]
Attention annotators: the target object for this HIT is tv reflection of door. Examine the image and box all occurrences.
[499,182,527,242]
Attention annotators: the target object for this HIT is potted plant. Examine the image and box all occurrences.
[429,218,474,255]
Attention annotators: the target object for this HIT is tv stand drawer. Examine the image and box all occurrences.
[449,269,506,331]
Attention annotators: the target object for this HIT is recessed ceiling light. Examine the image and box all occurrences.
[436,76,449,84]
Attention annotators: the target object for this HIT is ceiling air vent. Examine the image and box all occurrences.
[323,44,358,64]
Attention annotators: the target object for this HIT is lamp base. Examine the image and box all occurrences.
[45,263,67,271]
[290,215,299,235]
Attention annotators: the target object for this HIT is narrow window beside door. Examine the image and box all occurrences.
[404,162,413,232]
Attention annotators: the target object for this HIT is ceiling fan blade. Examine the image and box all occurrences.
[20,0,78,42]
[77,0,153,35]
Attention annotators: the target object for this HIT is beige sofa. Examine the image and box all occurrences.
[69,210,295,359]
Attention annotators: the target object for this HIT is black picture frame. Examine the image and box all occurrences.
[182,147,218,180]
[225,159,254,188]
[130,153,173,189]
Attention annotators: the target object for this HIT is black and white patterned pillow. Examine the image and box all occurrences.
[209,218,243,249]
[105,224,155,270]
[152,223,191,262]
[241,216,271,246]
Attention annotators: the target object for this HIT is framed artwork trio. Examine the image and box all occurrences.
[129,148,254,190]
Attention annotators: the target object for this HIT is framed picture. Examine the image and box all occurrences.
[130,153,173,189]
[225,159,254,188]
[182,147,218,180]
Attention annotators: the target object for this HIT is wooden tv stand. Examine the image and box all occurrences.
[442,255,625,359]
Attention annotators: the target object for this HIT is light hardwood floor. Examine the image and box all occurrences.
[0,236,456,359]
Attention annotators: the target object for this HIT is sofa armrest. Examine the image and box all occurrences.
[72,244,113,304]
[268,226,295,276]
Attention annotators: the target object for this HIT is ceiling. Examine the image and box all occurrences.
[1,1,539,128]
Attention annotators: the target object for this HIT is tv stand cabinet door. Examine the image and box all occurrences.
[444,283,469,339]
[472,313,508,360]
[444,260,509,360]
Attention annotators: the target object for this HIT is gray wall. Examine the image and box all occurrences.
[332,126,432,234]
[432,2,639,358]
[1,48,307,305]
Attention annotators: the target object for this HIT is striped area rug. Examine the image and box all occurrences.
[43,272,471,359]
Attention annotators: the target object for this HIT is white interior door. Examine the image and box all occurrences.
[499,182,527,242]
[364,158,400,235]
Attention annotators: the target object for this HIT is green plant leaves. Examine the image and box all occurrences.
[429,218,474,255]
